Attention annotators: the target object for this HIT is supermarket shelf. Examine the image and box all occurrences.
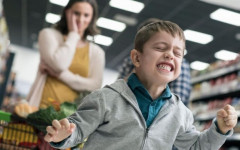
[195,111,240,122]
[191,63,240,84]
[191,87,240,102]
[191,62,240,147]
[194,112,216,122]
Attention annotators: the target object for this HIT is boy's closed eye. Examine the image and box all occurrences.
[174,50,183,58]
[153,42,167,51]
[154,46,166,51]
[153,46,183,56]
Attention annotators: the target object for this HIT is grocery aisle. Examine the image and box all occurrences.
[0,0,240,150]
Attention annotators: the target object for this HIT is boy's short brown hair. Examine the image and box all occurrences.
[134,20,186,53]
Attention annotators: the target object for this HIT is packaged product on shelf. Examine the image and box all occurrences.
[231,97,240,110]
[1,72,22,113]
[200,81,211,96]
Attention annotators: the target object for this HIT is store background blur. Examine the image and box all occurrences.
[1,0,240,149]
[2,0,240,103]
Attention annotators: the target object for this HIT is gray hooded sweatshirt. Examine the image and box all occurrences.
[51,79,232,150]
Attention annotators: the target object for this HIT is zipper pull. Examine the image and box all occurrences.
[146,128,149,135]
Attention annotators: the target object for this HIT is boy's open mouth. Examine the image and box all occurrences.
[157,63,173,72]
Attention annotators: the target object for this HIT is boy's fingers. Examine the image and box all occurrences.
[59,118,70,129]
[225,119,237,126]
[46,126,57,135]
[217,109,228,118]
[69,123,76,132]
[223,104,231,109]
[223,105,234,112]
[224,114,238,121]
[52,119,61,130]
[226,109,237,116]
[44,133,53,142]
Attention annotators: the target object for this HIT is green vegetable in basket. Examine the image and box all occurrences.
[26,102,77,133]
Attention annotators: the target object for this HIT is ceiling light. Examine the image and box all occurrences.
[87,36,94,41]
[114,14,138,26]
[87,35,113,46]
[97,17,126,32]
[210,8,240,26]
[94,35,113,46]
[235,33,240,40]
[184,29,213,44]
[214,49,238,61]
[45,13,60,24]
[49,0,69,7]
[190,61,209,71]
[199,0,240,11]
[109,0,144,13]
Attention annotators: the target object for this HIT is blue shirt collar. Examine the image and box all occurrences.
[127,73,172,100]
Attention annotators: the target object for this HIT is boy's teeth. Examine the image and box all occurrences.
[158,64,171,71]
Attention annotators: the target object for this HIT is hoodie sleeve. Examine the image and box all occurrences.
[49,90,106,149]
[174,109,232,150]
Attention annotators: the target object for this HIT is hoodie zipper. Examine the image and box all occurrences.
[119,92,154,150]
[123,97,149,150]
[140,128,149,150]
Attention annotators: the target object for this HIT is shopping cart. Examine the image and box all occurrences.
[0,110,56,150]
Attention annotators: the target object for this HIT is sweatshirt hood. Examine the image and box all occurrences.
[105,79,138,103]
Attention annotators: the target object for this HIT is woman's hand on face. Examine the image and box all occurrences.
[66,9,78,33]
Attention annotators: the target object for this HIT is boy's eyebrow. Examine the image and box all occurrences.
[153,41,168,46]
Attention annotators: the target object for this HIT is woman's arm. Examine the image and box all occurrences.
[58,45,105,91]
[38,28,80,72]
[39,60,59,77]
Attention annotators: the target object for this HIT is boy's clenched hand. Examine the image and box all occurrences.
[217,105,238,134]
[44,119,76,143]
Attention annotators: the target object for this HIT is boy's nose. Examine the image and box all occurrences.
[164,53,173,60]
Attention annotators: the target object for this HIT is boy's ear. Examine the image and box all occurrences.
[130,49,141,67]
